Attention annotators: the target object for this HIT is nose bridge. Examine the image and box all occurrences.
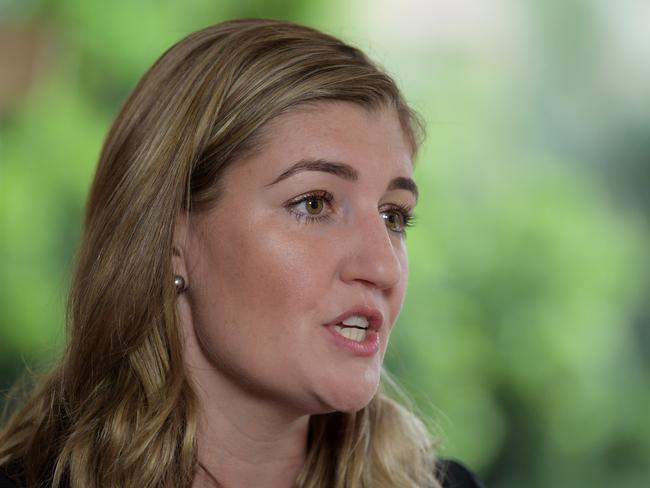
[340,209,402,290]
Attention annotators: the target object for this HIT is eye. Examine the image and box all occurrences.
[285,190,334,223]
[381,204,415,235]
[304,197,325,215]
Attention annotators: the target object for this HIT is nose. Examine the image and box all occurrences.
[339,211,403,290]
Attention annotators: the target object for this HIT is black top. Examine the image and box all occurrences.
[436,459,485,488]
[0,472,18,488]
[0,458,484,487]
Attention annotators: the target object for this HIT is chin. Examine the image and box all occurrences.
[313,365,381,413]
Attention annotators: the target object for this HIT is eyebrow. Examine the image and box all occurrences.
[265,158,418,202]
[387,176,419,202]
[266,158,358,184]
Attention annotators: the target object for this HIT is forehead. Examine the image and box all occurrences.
[237,101,414,181]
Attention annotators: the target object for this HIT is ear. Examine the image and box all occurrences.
[172,211,190,282]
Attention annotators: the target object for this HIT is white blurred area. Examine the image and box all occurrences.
[357,0,526,55]
[352,0,650,100]
[597,0,650,108]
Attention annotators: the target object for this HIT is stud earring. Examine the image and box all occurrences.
[174,275,187,294]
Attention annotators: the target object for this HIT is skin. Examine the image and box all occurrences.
[173,101,417,487]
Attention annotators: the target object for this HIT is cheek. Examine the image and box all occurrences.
[197,220,334,329]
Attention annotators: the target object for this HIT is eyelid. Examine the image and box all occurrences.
[379,202,414,217]
[284,190,416,235]
[284,189,333,207]
[284,190,335,222]
[379,203,416,235]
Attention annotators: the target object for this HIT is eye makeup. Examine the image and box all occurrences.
[284,190,416,235]
[285,190,335,225]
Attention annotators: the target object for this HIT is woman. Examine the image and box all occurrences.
[0,19,483,487]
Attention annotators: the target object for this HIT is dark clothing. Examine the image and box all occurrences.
[0,458,484,487]
[0,471,19,488]
[436,458,485,488]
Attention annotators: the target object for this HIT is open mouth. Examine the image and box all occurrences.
[324,307,382,355]
[332,315,369,342]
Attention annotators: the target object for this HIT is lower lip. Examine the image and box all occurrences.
[324,325,380,356]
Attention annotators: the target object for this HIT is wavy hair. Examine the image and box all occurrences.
[0,19,438,487]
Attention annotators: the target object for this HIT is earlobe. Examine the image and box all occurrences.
[172,214,190,292]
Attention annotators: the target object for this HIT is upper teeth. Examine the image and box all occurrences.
[340,315,369,328]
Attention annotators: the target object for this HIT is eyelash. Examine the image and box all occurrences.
[284,190,416,236]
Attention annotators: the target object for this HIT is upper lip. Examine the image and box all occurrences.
[325,306,384,331]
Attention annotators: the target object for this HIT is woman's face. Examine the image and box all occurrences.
[177,101,417,414]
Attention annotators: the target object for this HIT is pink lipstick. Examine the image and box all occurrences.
[323,306,383,356]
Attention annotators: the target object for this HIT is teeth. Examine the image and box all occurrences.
[340,315,369,328]
[334,325,368,342]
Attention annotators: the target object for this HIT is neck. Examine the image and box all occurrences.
[192,384,309,488]
[195,397,309,488]
[179,300,309,488]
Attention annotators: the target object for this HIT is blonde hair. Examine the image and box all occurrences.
[0,19,438,487]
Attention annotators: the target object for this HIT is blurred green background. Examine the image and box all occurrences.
[1,1,649,486]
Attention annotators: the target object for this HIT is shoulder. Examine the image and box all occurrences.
[435,458,485,488]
